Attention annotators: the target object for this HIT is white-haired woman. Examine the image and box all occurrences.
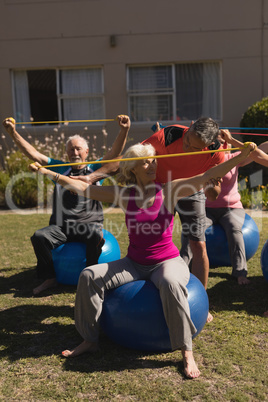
[30,141,255,379]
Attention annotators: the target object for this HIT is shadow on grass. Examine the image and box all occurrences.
[207,272,268,316]
[0,303,184,376]
[0,304,76,359]
[0,266,36,296]
[61,335,182,375]
[0,266,77,298]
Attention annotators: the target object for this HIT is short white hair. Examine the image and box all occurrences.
[65,135,89,150]
[118,143,156,185]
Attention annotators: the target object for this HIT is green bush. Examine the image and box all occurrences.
[0,170,9,207]
[238,175,268,210]
[5,149,32,174]
[9,176,38,208]
[1,150,53,209]
[240,97,268,145]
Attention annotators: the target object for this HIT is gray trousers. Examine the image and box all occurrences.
[75,256,197,351]
[181,208,247,277]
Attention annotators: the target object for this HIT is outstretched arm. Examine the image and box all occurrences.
[221,129,268,167]
[71,114,131,184]
[259,141,268,153]
[241,140,268,167]
[2,118,49,165]
[29,162,123,205]
[165,142,256,210]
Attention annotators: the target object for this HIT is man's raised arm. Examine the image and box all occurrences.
[2,118,49,165]
[74,114,131,185]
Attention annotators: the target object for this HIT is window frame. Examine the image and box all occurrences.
[127,62,222,125]
[12,66,105,124]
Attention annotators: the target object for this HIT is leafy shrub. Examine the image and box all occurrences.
[240,97,268,145]
[5,149,32,175]
[239,97,268,186]
[9,176,38,208]
[1,150,53,209]
[238,175,268,210]
[0,170,9,207]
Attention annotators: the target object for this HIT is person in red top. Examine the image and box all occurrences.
[143,117,225,322]
[144,120,224,182]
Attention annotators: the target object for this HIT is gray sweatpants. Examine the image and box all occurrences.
[181,208,247,277]
[74,256,197,351]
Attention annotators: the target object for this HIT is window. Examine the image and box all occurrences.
[12,68,105,124]
[127,62,221,123]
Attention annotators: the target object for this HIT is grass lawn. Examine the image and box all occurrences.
[0,212,267,401]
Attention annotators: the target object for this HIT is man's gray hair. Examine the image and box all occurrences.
[190,117,220,146]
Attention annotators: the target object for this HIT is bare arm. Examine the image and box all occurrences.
[240,147,268,167]
[253,141,268,167]
[71,115,131,184]
[29,162,127,206]
[241,140,268,167]
[221,129,268,167]
[102,115,130,161]
[164,142,256,211]
[220,129,243,148]
[259,141,268,153]
[2,118,48,165]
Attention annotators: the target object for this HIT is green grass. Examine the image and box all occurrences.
[0,213,267,401]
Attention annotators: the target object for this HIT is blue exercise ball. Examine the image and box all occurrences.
[52,229,121,285]
[261,240,268,282]
[205,213,260,267]
[100,273,208,352]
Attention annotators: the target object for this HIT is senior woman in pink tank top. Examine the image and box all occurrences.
[30,139,256,379]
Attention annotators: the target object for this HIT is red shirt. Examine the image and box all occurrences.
[142,125,224,183]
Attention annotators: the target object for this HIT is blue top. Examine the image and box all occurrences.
[47,157,102,174]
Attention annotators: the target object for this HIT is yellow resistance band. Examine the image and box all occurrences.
[15,118,115,125]
[42,146,247,169]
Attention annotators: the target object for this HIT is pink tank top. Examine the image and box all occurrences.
[126,183,180,265]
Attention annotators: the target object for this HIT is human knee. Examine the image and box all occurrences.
[159,277,185,297]
[78,266,102,288]
[79,267,95,283]
[31,229,46,246]
[231,228,243,236]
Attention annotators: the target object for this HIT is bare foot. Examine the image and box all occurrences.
[264,311,268,318]
[62,341,99,358]
[206,312,213,323]
[33,278,58,295]
[237,276,250,285]
[181,349,200,379]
